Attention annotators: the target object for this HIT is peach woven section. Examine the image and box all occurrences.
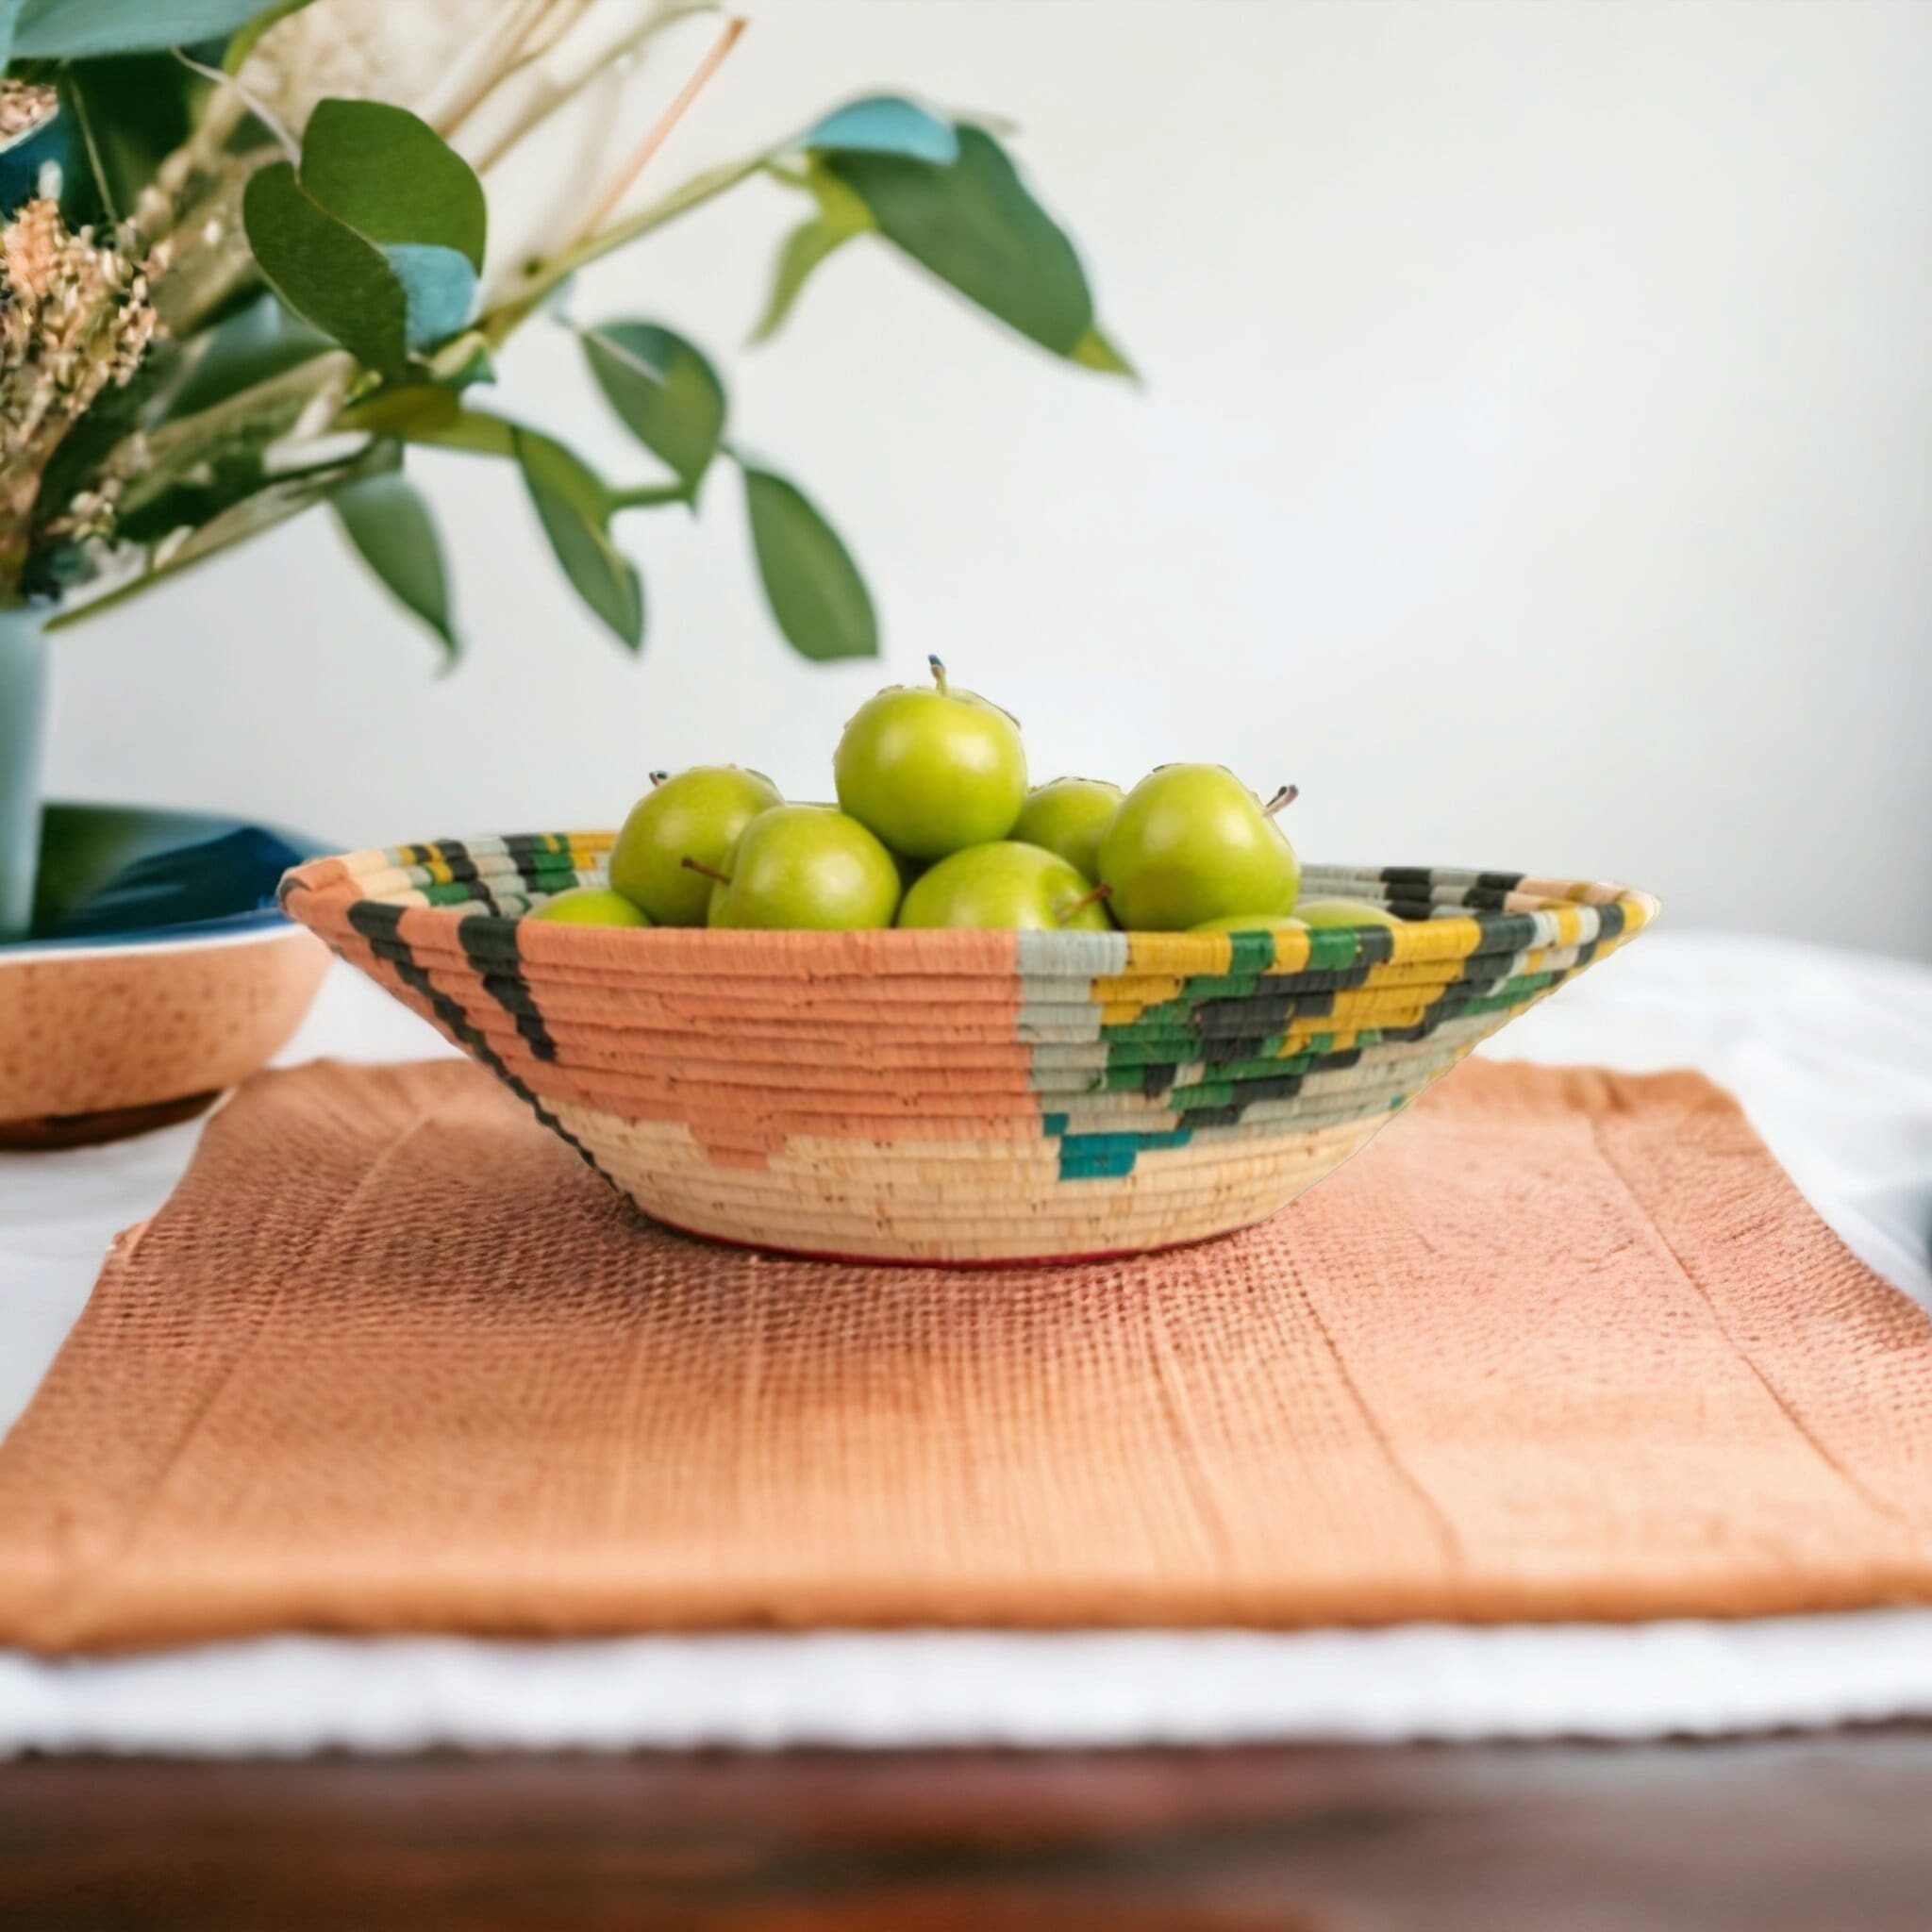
[2,1056,1929,1654]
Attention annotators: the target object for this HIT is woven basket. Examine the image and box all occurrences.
[280,836,1657,1265]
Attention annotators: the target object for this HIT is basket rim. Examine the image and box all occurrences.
[279,834,1658,976]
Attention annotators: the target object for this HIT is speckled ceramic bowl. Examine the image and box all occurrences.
[0,805,328,1146]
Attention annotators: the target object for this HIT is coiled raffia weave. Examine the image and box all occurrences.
[280,838,1657,1263]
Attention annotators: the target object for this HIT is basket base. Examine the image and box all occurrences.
[634,1201,1287,1272]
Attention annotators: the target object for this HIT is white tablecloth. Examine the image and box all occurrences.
[3,932,1930,1755]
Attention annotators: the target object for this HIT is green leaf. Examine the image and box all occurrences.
[800,96,958,164]
[11,0,266,58]
[60,55,202,228]
[333,393,647,646]
[741,466,876,662]
[1070,325,1138,378]
[750,161,874,344]
[340,387,518,456]
[514,428,643,649]
[241,102,482,374]
[828,125,1093,358]
[242,160,409,375]
[224,0,314,73]
[582,323,724,494]
[300,99,486,272]
[332,470,457,661]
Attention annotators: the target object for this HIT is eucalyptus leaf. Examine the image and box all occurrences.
[332,470,457,660]
[242,161,408,375]
[300,99,486,271]
[10,0,266,58]
[828,125,1093,358]
[800,96,958,164]
[741,466,876,662]
[245,164,408,375]
[514,428,643,649]
[385,242,478,353]
[582,323,724,493]
[242,103,482,374]
[750,161,874,344]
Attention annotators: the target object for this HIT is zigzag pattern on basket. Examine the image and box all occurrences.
[280,837,1657,1264]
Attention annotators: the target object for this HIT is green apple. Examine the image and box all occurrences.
[1294,897,1400,929]
[897,841,1113,931]
[533,886,652,927]
[694,805,901,930]
[1011,777,1123,882]
[1191,913,1307,935]
[833,657,1027,859]
[609,765,782,925]
[1097,766,1300,931]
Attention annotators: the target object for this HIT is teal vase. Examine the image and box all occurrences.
[0,602,47,941]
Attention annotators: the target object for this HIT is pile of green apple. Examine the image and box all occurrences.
[537,658,1399,935]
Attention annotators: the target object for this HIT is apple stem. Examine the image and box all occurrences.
[680,858,732,886]
[1263,784,1300,817]
[649,771,669,787]
[927,654,949,697]
[1059,882,1113,924]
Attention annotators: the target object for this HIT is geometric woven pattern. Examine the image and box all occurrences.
[281,837,1657,1264]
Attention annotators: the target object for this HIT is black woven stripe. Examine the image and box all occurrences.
[1472,912,1541,956]
[1194,989,1330,1036]
[1241,1072,1305,1105]
[1352,924,1397,967]
[1476,870,1524,892]
[1141,1062,1176,1098]
[1203,1033,1271,1065]
[454,917,525,968]
[1594,901,1625,942]
[1460,884,1516,911]
[1381,866,1434,889]
[458,917,559,1064]
[345,901,608,1182]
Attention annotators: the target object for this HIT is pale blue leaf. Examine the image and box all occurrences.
[800,96,958,164]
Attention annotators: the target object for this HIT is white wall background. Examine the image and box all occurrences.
[44,0,1932,958]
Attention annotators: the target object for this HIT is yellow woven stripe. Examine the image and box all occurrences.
[1265,925,1312,973]
[1095,979,1184,1025]
[1385,917,1484,965]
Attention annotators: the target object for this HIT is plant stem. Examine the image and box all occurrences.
[572,14,745,242]
[481,149,765,342]
[469,0,718,176]
[608,482,689,509]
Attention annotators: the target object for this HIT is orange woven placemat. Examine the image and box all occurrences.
[3,1057,1931,1655]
